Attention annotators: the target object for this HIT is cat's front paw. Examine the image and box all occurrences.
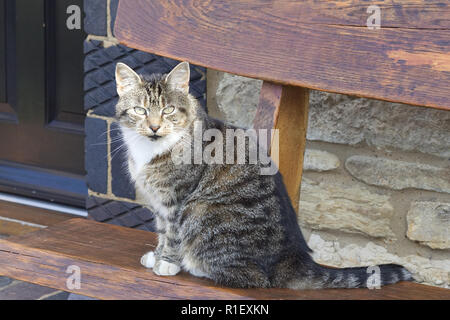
[153,260,181,276]
[141,251,156,269]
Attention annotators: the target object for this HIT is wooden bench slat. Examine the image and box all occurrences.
[258,1,450,29]
[115,0,450,110]
[0,218,448,300]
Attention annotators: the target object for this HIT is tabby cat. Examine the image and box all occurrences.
[114,61,413,289]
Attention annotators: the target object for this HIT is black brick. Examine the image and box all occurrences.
[116,212,142,228]
[0,276,12,288]
[85,117,108,194]
[83,0,107,36]
[0,281,58,300]
[132,207,155,222]
[110,122,136,199]
[89,207,111,221]
[103,201,131,216]
[136,221,156,232]
[86,196,156,232]
[86,196,109,210]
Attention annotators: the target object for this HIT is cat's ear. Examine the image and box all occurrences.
[165,61,190,94]
[115,63,142,96]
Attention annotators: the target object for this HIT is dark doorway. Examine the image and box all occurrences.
[0,0,86,207]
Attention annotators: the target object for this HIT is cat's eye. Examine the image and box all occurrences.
[134,107,147,115]
[162,106,175,115]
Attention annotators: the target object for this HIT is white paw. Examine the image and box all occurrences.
[154,260,181,276]
[140,251,156,268]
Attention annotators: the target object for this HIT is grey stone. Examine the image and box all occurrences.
[298,178,395,238]
[407,201,450,249]
[42,291,70,300]
[215,73,262,128]
[307,91,450,158]
[0,276,12,288]
[211,74,450,158]
[303,149,340,172]
[68,293,98,300]
[0,281,57,300]
[345,155,450,193]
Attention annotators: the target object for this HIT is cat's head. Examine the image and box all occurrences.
[114,61,199,141]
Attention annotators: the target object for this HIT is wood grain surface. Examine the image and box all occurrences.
[114,0,450,110]
[0,200,74,236]
[0,218,448,300]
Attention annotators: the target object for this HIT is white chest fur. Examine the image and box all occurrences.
[120,126,181,177]
[120,126,182,218]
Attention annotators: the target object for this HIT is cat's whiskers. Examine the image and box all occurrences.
[91,136,127,146]
[109,131,142,161]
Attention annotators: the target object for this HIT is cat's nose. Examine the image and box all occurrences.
[149,125,160,133]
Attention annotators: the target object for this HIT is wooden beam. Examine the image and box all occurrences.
[253,82,309,213]
[115,0,450,110]
[0,218,448,300]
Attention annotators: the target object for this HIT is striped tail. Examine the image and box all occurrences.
[320,264,413,289]
[290,263,413,289]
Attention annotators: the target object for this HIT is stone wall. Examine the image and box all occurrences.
[207,70,450,288]
[83,0,206,230]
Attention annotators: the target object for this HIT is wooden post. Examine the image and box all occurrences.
[253,82,309,213]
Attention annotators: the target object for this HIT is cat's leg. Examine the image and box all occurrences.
[140,232,164,269]
[142,236,181,276]
[141,216,181,276]
[153,228,182,276]
[140,216,166,269]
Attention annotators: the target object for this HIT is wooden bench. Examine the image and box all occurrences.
[1,218,448,299]
[1,1,449,299]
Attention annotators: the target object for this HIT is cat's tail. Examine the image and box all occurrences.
[289,263,414,289]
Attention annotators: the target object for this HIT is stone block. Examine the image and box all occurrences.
[299,178,395,238]
[345,155,450,194]
[303,149,340,172]
[407,201,450,249]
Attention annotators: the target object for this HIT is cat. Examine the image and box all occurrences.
[114,61,413,289]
